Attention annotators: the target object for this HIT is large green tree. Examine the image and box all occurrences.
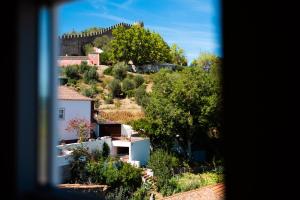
[110,25,171,65]
[169,44,188,66]
[139,53,222,159]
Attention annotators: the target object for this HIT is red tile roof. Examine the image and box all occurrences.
[58,86,92,101]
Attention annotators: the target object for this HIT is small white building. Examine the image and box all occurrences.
[57,86,93,142]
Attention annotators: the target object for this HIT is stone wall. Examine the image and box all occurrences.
[59,22,133,56]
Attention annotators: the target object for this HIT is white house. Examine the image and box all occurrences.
[57,124,150,167]
[57,86,93,142]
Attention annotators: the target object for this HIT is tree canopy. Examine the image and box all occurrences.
[134,53,222,159]
[169,44,188,66]
[65,27,103,36]
[110,25,171,65]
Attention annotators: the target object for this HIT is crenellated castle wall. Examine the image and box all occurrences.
[59,22,136,56]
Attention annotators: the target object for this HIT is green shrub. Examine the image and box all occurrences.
[114,99,121,109]
[104,94,114,104]
[78,61,90,74]
[66,78,77,86]
[105,186,133,200]
[161,172,224,196]
[83,67,99,84]
[94,100,100,109]
[135,86,149,106]
[69,146,92,183]
[127,73,134,79]
[122,78,136,96]
[100,51,113,65]
[147,149,180,190]
[160,181,177,197]
[64,65,80,79]
[112,62,128,80]
[126,90,135,98]
[131,186,149,200]
[86,160,105,183]
[103,67,113,75]
[108,79,122,98]
[81,84,100,97]
[133,75,144,88]
[102,142,110,158]
[81,88,93,97]
[91,149,103,162]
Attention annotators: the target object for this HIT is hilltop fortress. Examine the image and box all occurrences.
[59,21,144,56]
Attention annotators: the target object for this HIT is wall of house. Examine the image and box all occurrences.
[57,100,91,141]
[130,138,150,166]
[57,137,112,167]
[57,56,90,66]
[87,53,100,66]
[111,140,131,156]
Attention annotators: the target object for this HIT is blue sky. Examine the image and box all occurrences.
[58,0,222,63]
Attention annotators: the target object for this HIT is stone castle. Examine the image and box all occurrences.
[59,21,144,56]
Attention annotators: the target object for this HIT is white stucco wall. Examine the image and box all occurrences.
[111,140,131,156]
[130,138,150,166]
[57,100,91,141]
[57,137,112,167]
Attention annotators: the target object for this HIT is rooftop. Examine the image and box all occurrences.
[58,86,92,101]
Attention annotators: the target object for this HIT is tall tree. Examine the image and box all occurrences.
[169,44,188,66]
[110,25,171,65]
[93,35,111,49]
[141,54,222,159]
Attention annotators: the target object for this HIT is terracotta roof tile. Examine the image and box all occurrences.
[58,86,92,101]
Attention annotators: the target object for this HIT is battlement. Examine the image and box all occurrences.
[59,21,144,56]
[59,22,133,40]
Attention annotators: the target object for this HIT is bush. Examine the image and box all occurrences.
[147,149,180,190]
[86,160,105,183]
[108,79,122,98]
[69,146,92,183]
[127,73,134,79]
[112,62,128,80]
[83,67,99,84]
[104,94,114,104]
[64,65,80,79]
[81,85,99,98]
[160,181,177,197]
[66,78,77,86]
[133,75,144,88]
[161,172,224,196]
[105,186,133,200]
[100,161,142,189]
[81,88,94,97]
[102,142,110,158]
[100,51,112,65]
[94,99,100,109]
[122,78,135,96]
[103,67,113,75]
[114,99,121,109]
[91,149,103,162]
[126,90,135,98]
[135,86,149,106]
[78,61,90,74]
[131,186,149,200]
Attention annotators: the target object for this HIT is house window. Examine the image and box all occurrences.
[58,108,65,120]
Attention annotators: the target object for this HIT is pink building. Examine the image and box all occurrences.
[58,47,103,67]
